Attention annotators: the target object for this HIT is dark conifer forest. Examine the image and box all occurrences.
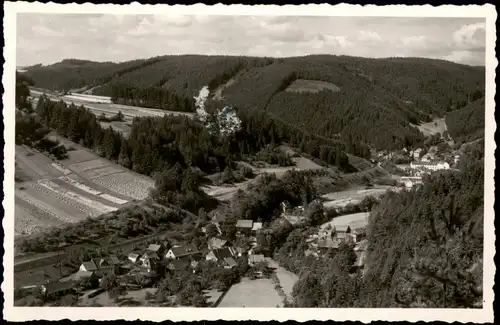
[24,55,485,151]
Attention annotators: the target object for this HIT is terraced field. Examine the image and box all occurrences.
[14,142,155,236]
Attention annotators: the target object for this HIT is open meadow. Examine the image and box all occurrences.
[14,138,155,237]
[411,117,448,137]
[320,212,370,231]
[285,79,341,93]
[321,185,396,209]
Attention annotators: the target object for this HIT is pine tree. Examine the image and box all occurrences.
[118,138,131,168]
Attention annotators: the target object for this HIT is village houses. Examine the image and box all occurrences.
[165,244,201,260]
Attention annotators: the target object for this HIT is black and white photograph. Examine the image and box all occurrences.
[3,2,496,323]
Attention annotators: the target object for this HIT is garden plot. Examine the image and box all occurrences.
[217,277,283,307]
[85,166,124,180]
[57,176,102,195]
[15,145,63,180]
[15,203,46,235]
[16,188,80,224]
[51,177,126,208]
[92,172,154,200]
[51,162,72,175]
[37,179,117,216]
[65,149,100,165]
[15,197,65,231]
[68,159,111,174]
[66,173,133,203]
[27,182,92,221]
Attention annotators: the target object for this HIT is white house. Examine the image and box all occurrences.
[410,161,449,171]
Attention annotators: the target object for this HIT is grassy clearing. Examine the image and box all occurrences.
[321,186,395,209]
[285,79,341,93]
[320,212,370,231]
[411,117,448,137]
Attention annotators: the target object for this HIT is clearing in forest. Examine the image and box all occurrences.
[285,79,341,93]
[411,117,448,137]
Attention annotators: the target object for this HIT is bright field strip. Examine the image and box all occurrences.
[91,172,154,200]
[66,173,133,202]
[285,79,341,93]
[51,178,127,208]
[37,179,118,215]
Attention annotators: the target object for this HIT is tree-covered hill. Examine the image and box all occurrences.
[23,55,485,151]
[445,97,485,144]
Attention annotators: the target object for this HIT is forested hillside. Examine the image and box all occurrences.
[445,97,485,144]
[278,140,484,308]
[24,55,485,151]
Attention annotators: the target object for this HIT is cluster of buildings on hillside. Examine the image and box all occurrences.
[16,217,271,301]
[305,222,369,269]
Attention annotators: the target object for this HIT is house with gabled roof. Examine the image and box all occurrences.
[207,237,229,250]
[128,253,140,264]
[79,260,98,272]
[139,250,162,273]
[206,247,234,263]
[165,244,201,260]
[251,222,263,234]
[40,280,77,298]
[147,244,165,256]
[236,219,253,235]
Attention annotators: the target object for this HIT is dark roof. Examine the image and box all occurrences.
[147,244,162,252]
[168,258,191,270]
[72,270,95,281]
[43,281,76,294]
[169,244,200,258]
[224,257,238,268]
[106,255,120,265]
[212,248,234,260]
[81,261,98,271]
[143,251,160,260]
